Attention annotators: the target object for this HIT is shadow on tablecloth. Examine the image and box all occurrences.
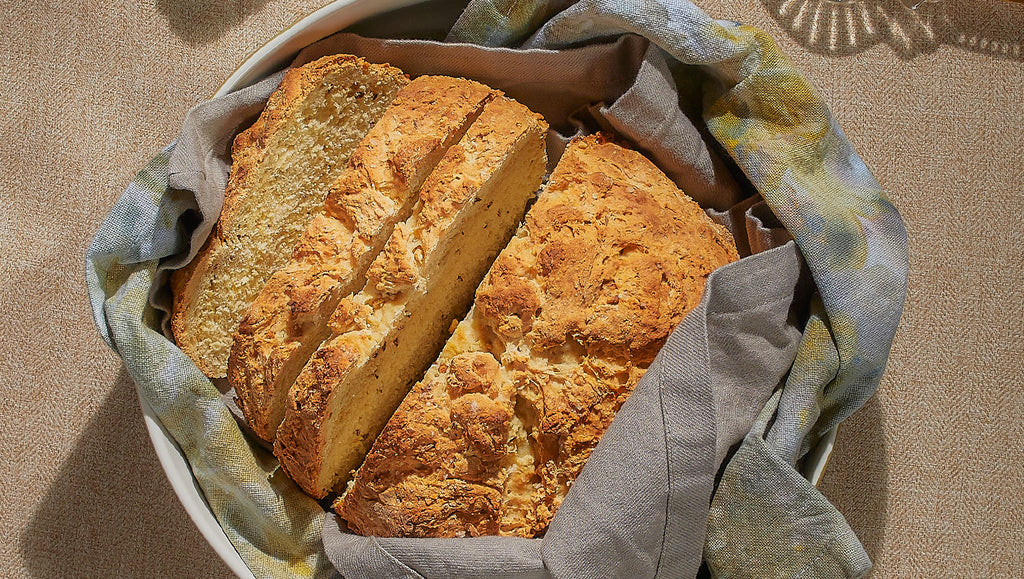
[761,0,1024,61]
[154,0,270,45]
[18,367,230,578]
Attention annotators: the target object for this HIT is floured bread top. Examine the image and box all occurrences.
[337,134,739,538]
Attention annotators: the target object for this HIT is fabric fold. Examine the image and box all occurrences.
[704,391,872,579]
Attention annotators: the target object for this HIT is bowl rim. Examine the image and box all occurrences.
[142,0,840,573]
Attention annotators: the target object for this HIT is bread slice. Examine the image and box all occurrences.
[273,96,548,499]
[170,55,409,378]
[336,134,740,538]
[229,77,498,442]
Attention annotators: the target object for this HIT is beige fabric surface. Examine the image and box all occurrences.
[1,0,1020,577]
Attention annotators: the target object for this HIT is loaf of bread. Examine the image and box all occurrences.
[336,134,740,538]
[272,95,547,499]
[229,76,498,442]
[171,55,408,378]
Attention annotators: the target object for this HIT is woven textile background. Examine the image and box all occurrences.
[2,0,1021,577]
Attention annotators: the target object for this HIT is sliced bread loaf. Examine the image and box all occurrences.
[229,77,498,442]
[171,55,408,378]
[336,134,740,537]
[273,96,548,499]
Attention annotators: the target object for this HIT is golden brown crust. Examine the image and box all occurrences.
[273,96,547,499]
[231,77,498,443]
[338,134,739,538]
[338,347,519,537]
[323,77,500,234]
[170,55,408,377]
[229,217,349,439]
[481,134,739,361]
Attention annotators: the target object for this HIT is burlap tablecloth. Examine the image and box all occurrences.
[2,0,1021,577]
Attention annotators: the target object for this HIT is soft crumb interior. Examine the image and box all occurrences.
[318,135,544,494]
[185,74,402,375]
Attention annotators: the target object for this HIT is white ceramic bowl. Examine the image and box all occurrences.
[139,1,836,574]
